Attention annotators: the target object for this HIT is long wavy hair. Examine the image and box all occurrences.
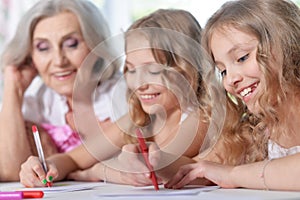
[123,9,213,143]
[202,0,300,164]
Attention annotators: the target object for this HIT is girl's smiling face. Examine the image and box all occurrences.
[125,35,179,115]
[210,27,263,113]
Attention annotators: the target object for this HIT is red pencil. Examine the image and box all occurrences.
[136,129,159,190]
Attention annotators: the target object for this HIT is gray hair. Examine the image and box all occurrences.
[1,0,118,80]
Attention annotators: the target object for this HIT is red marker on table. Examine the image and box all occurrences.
[0,191,44,199]
[136,129,159,190]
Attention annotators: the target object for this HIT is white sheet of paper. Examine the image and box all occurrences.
[94,185,219,197]
[0,181,105,193]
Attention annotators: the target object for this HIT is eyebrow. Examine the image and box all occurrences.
[33,31,81,41]
[227,45,241,55]
[125,60,157,66]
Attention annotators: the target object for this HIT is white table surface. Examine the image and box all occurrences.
[0,181,299,200]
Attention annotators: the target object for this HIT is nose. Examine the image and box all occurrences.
[225,67,242,87]
[127,69,149,91]
[52,47,67,67]
[135,70,149,90]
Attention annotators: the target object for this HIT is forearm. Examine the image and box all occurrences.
[0,85,30,181]
[231,153,300,191]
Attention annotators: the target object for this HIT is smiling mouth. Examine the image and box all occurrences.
[239,83,258,98]
[53,70,75,78]
[140,93,160,100]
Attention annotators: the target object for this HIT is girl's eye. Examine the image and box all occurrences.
[127,69,136,74]
[63,38,79,48]
[237,53,249,63]
[36,41,49,51]
[220,70,227,77]
[149,70,162,75]
[148,64,164,75]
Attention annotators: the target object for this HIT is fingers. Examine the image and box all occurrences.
[165,163,201,189]
[19,156,47,187]
[46,162,59,183]
[119,144,149,174]
[19,156,58,187]
[148,142,160,168]
[119,171,153,186]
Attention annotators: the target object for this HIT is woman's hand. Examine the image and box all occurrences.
[165,160,236,189]
[3,64,37,97]
[19,156,58,187]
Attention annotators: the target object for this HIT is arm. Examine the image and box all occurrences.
[19,108,128,186]
[0,65,37,181]
[155,113,211,182]
[166,149,300,191]
[230,153,300,191]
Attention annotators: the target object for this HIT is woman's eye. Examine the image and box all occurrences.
[36,42,49,51]
[63,38,79,48]
[237,53,249,63]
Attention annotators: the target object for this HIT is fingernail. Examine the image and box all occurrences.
[42,179,47,184]
[48,176,53,182]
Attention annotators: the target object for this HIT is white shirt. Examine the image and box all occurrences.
[268,140,300,159]
[22,74,128,126]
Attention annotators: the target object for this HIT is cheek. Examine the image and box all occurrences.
[69,50,90,68]
[222,78,231,92]
[32,53,49,73]
[125,75,136,90]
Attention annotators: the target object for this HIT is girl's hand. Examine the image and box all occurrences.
[116,143,162,186]
[19,156,58,187]
[165,160,236,189]
[3,64,37,96]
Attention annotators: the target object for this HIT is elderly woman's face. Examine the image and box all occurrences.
[31,11,90,98]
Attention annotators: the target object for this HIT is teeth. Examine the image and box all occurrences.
[240,83,258,97]
[240,87,251,97]
[54,71,73,77]
[140,94,157,100]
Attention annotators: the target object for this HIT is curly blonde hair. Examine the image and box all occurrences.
[202,0,300,165]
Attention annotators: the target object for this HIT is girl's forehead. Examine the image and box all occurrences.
[126,32,150,51]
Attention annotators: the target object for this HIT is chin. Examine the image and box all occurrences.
[247,104,260,115]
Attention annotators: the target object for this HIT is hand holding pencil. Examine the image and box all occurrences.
[32,125,52,187]
[136,129,159,190]
[19,126,57,187]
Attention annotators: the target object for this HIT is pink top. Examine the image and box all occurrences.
[41,123,81,153]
